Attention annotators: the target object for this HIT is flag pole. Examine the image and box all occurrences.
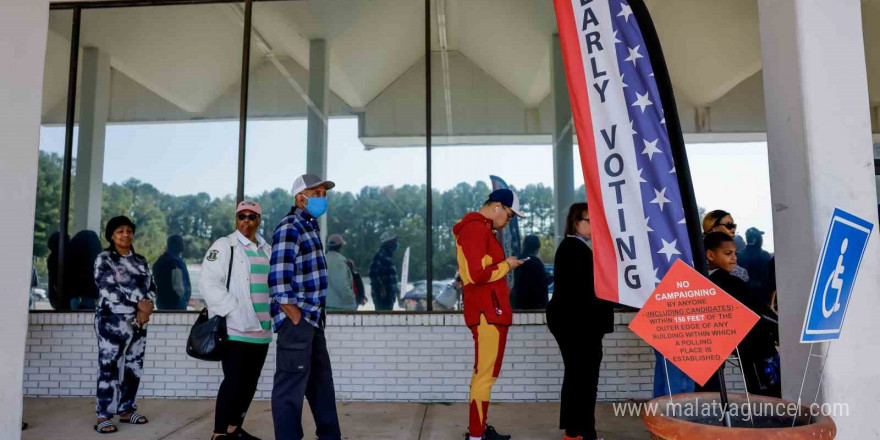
[628,0,730,425]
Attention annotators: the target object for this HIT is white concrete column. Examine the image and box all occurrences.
[0,0,50,436]
[551,34,575,243]
[73,47,110,233]
[306,39,329,178]
[758,1,879,437]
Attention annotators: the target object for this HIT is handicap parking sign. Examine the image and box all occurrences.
[801,208,874,343]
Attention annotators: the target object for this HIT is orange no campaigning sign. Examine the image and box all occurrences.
[628,260,760,386]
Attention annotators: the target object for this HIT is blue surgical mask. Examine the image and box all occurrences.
[302,195,328,218]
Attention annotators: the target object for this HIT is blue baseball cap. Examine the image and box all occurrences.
[488,188,526,218]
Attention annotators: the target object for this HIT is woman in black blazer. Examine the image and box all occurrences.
[547,203,614,440]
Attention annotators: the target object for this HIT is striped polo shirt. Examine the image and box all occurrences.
[227,238,273,344]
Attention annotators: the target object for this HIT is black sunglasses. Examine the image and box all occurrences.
[237,213,260,221]
[717,222,737,230]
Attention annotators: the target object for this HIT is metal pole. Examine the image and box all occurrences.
[425,0,433,311]
[810,343,832,423]
[58,7,82,310]
[716,367,732,427]
[734,348,755,427]
[793,342,816,427]
[236,0,253,204]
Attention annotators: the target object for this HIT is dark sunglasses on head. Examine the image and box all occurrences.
[237,213,259,221]
[718,222,737,230]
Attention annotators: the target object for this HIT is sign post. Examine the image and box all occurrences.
[793,208,873,425]
[630,260,760,387]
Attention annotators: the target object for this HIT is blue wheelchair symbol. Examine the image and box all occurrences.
[801,208,874,343]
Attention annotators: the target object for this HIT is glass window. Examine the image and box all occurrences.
[32,9,75,311]
[242,0,428,312]
[430,0,559,311]
[35,4,248,311]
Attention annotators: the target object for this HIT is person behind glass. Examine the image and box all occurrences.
[701,209,749,283]
[200,200,273,440]
[369,231,400,311]
[510,234,548,310]
[546,203,614,440]
[269,174,342,440]
[154,235,192,310]
[47,231,69,310]
[69,230,103,310]
[93,216,155,434]
[325,234,357,311]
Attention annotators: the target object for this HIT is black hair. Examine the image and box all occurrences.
[522,235,541,255]
[565,202,589,236]
[167,234,184,255]
[703,231,734,252]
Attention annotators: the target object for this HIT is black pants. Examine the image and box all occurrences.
[550,325,604,439]
[272,319,341,440]
[214,341,269,433]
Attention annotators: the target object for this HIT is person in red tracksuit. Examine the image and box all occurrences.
[453,188,527,440]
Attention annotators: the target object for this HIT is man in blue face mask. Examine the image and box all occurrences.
[269,173,342,440]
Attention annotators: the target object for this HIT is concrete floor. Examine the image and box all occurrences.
[22,398,649,440]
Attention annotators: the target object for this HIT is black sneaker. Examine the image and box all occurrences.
[483,425,511,440]
[231,427,261,440]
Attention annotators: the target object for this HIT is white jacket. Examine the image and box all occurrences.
[199,231,273,333]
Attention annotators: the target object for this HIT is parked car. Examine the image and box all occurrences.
[402,279,460,311]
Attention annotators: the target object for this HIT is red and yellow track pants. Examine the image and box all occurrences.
[468,314,509,438]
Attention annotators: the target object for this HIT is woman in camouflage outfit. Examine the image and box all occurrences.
[92,216,155,434]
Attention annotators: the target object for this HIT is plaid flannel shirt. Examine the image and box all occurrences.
[269,207,328,330]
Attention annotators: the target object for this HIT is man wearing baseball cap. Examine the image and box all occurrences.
[268,174,342,440]
[452,188,526,440]
[325,234,358,311]
[738,227,773,305]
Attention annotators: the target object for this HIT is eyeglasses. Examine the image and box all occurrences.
[237,213,259,221]
[717,222,737,230]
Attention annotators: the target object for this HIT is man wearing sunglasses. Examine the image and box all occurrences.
[453,188,527,440]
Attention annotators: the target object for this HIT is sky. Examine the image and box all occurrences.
[39,119,775,251]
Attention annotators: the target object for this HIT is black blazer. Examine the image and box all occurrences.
[709,269,778,359]
[546,236,614,334]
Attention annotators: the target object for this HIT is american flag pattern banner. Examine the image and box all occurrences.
[553,0,696,307]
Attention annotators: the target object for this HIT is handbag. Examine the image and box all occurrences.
[186,246,233,361]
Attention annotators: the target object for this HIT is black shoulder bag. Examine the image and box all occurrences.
[186,246,233,361]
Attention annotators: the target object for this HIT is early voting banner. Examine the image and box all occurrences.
[629,260,759,386]
[552,0,701,307]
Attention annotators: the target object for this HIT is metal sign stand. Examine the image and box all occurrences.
[793,342,832,427]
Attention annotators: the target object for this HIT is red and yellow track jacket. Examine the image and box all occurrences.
[453,212,512,327]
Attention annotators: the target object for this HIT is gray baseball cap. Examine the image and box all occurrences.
[291,173,336,196]
[380,231,398,243]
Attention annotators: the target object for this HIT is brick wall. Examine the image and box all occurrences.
[23,312,744,401]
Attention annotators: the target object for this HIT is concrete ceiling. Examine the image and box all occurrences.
[40,0,880,135]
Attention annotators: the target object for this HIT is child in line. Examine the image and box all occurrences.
[698,232,781,397]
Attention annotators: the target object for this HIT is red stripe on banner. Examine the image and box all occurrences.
[552,0,620,303]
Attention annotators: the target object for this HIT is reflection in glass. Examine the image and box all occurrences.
[244,1,428,312]
[429,0,559,311]
[32,9,75,311]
